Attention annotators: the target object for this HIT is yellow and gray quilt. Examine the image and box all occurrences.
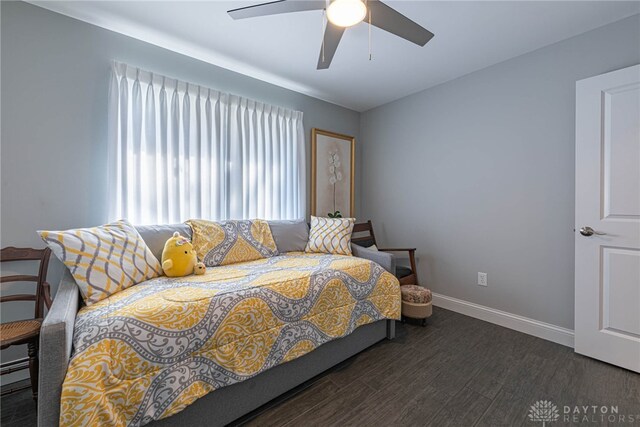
[60,253,400,426]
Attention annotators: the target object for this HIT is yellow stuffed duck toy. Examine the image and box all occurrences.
[161,232,206,277]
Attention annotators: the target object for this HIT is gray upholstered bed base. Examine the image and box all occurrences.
[38,271,79,427]
[153,319,394,427]
[38,271,395,427]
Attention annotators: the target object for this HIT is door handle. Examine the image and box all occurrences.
[579,226,606,237]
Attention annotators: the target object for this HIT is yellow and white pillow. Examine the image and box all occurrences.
[38,220,162,306]
[305,216,355,256]
[186,219,278,267]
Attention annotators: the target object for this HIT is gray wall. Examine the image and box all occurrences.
[360,14,640,330]
[0,1,360,380]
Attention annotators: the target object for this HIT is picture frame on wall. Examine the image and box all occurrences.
[311,128,355,218]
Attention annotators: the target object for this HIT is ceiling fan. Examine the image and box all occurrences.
[227,0,434,69]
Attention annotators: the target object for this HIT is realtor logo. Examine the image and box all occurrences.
[529,400,560,426]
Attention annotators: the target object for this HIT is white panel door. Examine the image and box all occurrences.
[575,64,640,372]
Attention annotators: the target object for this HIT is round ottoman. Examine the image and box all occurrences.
[400,285,433,326]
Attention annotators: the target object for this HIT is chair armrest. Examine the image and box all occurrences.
[379,248,418,276]
[38,270,80,427]
[351,243,396,274]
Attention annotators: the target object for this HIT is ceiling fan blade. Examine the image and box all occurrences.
[317,22,346,70]
[367,0,434,46]
[228,0,326,20]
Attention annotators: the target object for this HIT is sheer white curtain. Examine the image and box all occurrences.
[108,61,306,225]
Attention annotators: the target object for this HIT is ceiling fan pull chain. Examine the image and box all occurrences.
[368,7,372,61]
[321,8,326,63]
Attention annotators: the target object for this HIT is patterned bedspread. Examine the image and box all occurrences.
[60,253,400,426]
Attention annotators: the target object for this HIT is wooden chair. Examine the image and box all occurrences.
[352,220,418,286]
[0,247,53,400]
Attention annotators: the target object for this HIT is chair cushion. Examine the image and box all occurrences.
[353,238,376,249]
[1,319,42,348]
[395,265,414,279]
[400,285,432,304]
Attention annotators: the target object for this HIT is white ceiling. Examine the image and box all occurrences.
[30,1,640,111]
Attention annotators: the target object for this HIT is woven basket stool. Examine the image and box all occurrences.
[400,285,432,326]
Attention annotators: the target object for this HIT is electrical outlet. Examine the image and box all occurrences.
[477,272,488,287]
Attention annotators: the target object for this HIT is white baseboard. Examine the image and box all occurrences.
[431,293,574,348]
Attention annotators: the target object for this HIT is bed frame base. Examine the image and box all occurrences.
[151,319,393,426]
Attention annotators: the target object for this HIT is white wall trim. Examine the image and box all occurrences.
[432,293,575,348]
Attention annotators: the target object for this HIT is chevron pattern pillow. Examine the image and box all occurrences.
[39,219,162,305]
[305,216,355,256]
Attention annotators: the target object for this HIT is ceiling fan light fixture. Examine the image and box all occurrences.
[326,0,367,28]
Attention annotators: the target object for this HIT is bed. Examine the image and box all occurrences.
[38,222,399,427]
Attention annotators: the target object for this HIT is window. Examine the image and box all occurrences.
[108,62,305,225]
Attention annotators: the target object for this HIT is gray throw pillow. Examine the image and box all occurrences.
[267,219,309,253]
[136,223,192,262]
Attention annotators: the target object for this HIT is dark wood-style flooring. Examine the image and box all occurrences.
[2,308,639,426]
